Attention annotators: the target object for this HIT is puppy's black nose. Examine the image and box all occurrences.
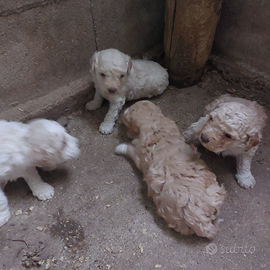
[200,133,209,144]
[108,88,117,94]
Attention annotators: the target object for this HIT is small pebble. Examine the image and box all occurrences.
[45,259,51,269]
[139,243,144,254]
[142,228,147,234]
[15,210,22,216]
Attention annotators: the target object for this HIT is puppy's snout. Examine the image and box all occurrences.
[200,133,210,144]
[108,88,117,94]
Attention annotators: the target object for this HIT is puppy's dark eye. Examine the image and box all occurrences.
[225,133,232,139]
[120,74,125,79]
[100,73,106,77]
[209,116,213,121]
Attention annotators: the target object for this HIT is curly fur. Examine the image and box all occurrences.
[85,48,169,134]
[183,94,267,189]
[115,101,226,239]
[0,119,80,227]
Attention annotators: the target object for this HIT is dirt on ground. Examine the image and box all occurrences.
[0,68,269,270]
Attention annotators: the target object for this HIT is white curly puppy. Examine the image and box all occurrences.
[0,119,80,227]
[115,101,226,239]
[183,94,267,189]
[85,48,169,134]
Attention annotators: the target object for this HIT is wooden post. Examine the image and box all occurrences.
[164,0,223,87]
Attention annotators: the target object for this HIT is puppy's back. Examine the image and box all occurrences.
[140,126,226,239]
[125,59,169,100]
[145,140,226,239]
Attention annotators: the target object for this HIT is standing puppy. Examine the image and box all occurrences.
[116,101,226,239]
[0,119,80,227]
[183,94,267,189]
[85,48,169,134]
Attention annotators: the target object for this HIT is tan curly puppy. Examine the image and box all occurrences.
[115,101,226,239]
[183,94,267,189]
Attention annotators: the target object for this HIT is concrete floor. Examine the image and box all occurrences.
[0,69,270,270]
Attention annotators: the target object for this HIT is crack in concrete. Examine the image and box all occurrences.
[89,0,99,51]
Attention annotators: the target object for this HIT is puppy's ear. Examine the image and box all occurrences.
[90,51,99,73]
[121,108,140,137]
[245,133,260,152]
[29,148,46,166]
[121,108,131,127]
[126,56,132,75]
[143,101,162,114]
[126,124,139,138]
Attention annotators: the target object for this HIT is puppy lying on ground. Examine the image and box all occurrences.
[85,48,169,134]
[115,101,226,239]
[183,94,267,189]
[0,119,80,227]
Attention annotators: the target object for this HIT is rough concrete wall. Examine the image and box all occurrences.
[0,0,166,112]
[91,0,166,55]
[0,0,96,111]
[212,0,270,81]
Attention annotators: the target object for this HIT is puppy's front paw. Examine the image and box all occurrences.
[182,130,199,145]
[32,183,55,201]
[99,122,114,134]
[85,101,101,111]
[115,144,127,155]
[235,172,256,189]
[182,130,190,141]
[0,210,10,227]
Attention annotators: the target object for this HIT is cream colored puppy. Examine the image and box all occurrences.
[0,119,80,227]
[183,94,267,189]
[85,48,169,134]
[115,101,226,239]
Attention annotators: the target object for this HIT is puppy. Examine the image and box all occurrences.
[115,101,226,239]
[0,119,80,227]
[183,94,267,189]
[85,48,169,134]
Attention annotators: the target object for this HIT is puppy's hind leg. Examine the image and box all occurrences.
[85,91,104,111]
[115,144,141,170]
[0,188,10,227]
[23,167,55,200]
